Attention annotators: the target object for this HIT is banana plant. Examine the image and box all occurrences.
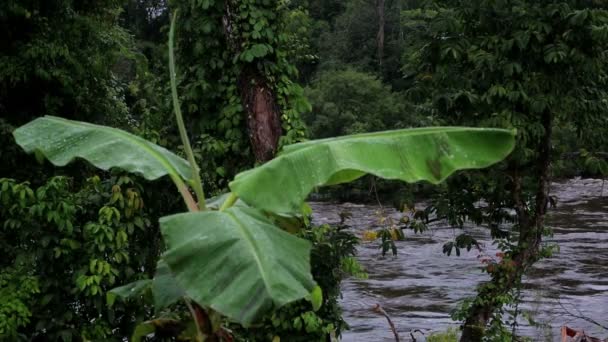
[12,12,516,341]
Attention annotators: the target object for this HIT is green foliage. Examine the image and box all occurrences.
[0,0,132,126]
[0,2,182,339]
[0,175,166,340]
[4,3,525,339]
[301,223,364,336]
[314,0,381,70]
[407,1,608,337]
[14,116,192,182]
[427,327,460,342]
[288,0,345,24]
[169,0,309,188]
[230,127,516,214]
[0,0,156,188]
[0,119,31,180]
[121,0,169,47]
[581,150,608,177]
[304,68,420,138]
[282,7,319,80]
[160,206,316,325]
[230,223,363,341]
[13,108,515,342]
[415,1,608,148]
[311,0,404,83]
[0,268,39,340]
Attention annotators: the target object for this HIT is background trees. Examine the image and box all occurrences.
[0,1,129,124]
[2,0,608,340]
[0,0,347,340]
[295,0,608,339]
[303,68,416,138]
[408,1,608,339]
[169,0,309,185]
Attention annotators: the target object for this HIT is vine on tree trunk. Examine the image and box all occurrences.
[170,0,309,184]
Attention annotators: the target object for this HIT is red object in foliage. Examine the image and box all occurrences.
[561,326,606,342]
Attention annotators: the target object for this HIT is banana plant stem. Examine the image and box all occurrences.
[171,175,198,212]
[219,193,238,211]
[184,298,205,342]
[169,10,206,211]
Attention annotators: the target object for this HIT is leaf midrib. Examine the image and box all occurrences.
[41,116,188,181]
[225,210,273,299]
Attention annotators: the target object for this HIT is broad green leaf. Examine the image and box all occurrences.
[13,116,192,181]
[230,127,516,213]
[308,285,323,311]
[208,193,306,232]
[160,206,315,325]
[106,262,183,312]
[206,192,246,210]
[131,319,182,342]
[107,279,151,306]
[152,260,184,312]
[131,321,156,342]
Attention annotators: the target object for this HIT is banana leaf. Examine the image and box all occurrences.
[160,206,315,326]
[13,116,192,182]
[229,127,515,213]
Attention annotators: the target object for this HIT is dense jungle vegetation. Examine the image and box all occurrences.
[1,0,608,341]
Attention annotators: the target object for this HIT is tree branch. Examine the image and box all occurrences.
[373,304,400,342]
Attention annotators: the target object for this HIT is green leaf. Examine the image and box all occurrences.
[250,44,269,58]
[107,279,151,306]
[131,321,157,342]
[242,51,254,62]
[130,318,185,341]
[152,260,184,312]
[308,285,323,311]
[160,206,315,325]
[230,127,516,213]
[13,116,192,181]
[208,193,305,232]
[206,192,244,210]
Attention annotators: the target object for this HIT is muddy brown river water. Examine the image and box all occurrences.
[310,178,608,341]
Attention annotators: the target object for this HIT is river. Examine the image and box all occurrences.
[310,178,608,341]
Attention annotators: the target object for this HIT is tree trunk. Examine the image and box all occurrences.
[238,69,282,162]
[222,0,282,162]
[460,110,553,341]
[375,0,385,69]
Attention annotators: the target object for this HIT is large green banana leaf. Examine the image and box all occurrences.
[160,206,315,326]
[13,116,192,181]
[152,260,184,312]
[229,127,515,214]
[107,279,151,307]
[106,261,183,313]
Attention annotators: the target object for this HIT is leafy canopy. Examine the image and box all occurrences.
[13,114,515,326]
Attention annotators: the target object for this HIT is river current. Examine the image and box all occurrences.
[310,178,608,341]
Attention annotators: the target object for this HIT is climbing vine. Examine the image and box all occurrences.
[170,0,309,190]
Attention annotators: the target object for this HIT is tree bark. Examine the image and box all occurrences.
[375,0,385,69]
[238,69,282,162]
[460,110,553,341]
[222,0,282,162]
